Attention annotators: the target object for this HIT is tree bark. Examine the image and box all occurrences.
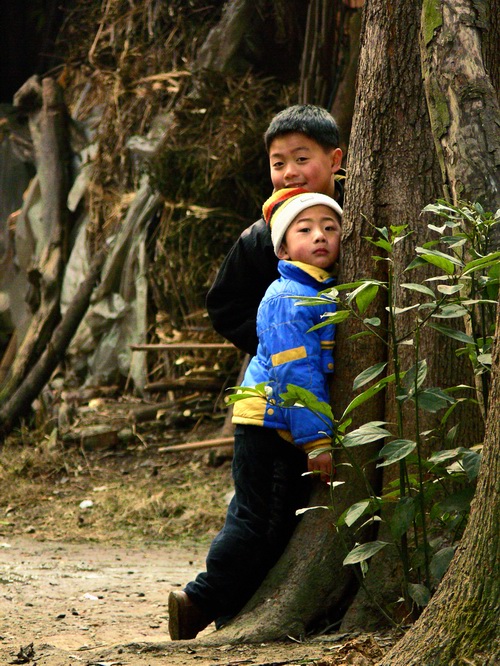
[378,294,500,665]
[172,0,485,642]
[375,3,500,662]
[420,0,500,213]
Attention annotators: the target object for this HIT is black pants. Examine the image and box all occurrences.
[184,425,310,626]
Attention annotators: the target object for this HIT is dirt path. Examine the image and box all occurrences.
[0,536,391,666]
[0,536,209,664]
[0,410,394,665]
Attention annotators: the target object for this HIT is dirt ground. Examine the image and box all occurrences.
[0,397,397,665]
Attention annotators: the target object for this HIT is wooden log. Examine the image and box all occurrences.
[158,437,234,452]
[8,77,71,392]
[127,400,175,423]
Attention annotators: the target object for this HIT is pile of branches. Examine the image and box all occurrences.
[55,0,292,330]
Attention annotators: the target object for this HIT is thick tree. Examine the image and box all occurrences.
[179,0,497,644]
[377,1,500,663]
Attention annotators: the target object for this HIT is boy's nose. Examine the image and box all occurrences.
[284,162,299,180]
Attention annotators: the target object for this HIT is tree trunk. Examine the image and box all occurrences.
[173,0,486,642]
[376,3,500,662]
[420,0,500,213]
[378,294,500,665]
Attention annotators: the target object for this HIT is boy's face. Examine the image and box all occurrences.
[277,204,341,271]
[268,133,342,198]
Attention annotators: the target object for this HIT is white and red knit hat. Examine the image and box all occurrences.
[262,187,343,255]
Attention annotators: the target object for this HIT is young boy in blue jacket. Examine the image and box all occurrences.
[168,186,342,640]
[206,104,343,356]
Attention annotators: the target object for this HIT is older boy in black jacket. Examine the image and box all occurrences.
[206,104,344,356]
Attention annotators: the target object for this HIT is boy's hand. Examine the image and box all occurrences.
[308,451,333,483]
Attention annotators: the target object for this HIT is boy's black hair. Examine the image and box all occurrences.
[264,104,340,152]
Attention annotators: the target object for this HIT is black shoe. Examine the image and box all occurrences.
[168,590,211,640]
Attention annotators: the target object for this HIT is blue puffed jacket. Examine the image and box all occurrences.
[232,259,336,451]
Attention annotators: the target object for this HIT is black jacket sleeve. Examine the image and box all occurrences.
[206,218,279,356]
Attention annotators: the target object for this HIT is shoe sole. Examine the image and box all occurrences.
[168,591,182,640]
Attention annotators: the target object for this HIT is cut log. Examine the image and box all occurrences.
[7,77,71,392]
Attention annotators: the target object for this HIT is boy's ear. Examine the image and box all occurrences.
[330,147,343,173]
[277,244,290,260]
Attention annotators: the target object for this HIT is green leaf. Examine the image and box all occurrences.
[430,547,455,583]
[296,506,329,516]
[353,362,388,390]
[341,374,396,420]
[343,540,390,565]
[462,450,481,481]
[428,447,467,464]
[308,309,351,330]
[390,496,416,539]
[415,247,462,275]
[346,281,384,312]
[342,422,392,448]
[403,360,428,394]
[387,303,420,315]
[363,317,381,327]
[408,583,431,607]
[462,251,500,276]
[428,223,448,234]
[334,280,368,291]
[348,330,374,342]
[226,383,267,404]
[477,353,492,366]
[369,238,392,253]
[405,256,429,271]
[432,303,469,319]
[280,384,333,420]
[356,283,379,314]
[415,388,455,412]
[343,500,371,527]
[428,322,475,345]
[436,283,463,295]
[401,283,436,298]
[377,439,416,467]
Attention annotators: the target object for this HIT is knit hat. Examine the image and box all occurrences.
[262,187,343,255]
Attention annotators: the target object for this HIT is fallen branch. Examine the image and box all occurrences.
[131,342,235,350]
[158,437,234,452]
[0,248,106,437]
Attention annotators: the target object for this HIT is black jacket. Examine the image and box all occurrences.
[206,175,345,356]
[206,217,277,355]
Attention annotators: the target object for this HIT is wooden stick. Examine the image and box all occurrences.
[158,436,234,452]
[130,342,235,350]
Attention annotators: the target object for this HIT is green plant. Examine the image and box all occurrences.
[230,200,499,620]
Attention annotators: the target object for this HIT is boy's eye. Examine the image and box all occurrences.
[272,161,284,169]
